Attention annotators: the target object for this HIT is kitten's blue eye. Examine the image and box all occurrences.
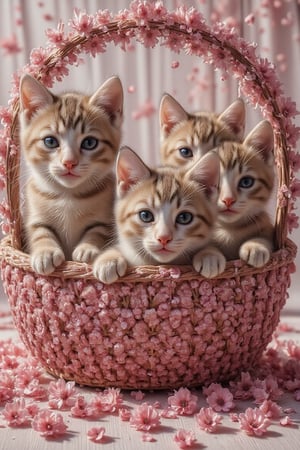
[139,210,154,223]
[44,136,59,149]
[81,136,98,151]
[239,176,255,189]
[176,211,193,225]
[179,147,193,158]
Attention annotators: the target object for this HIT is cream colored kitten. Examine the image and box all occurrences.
[93,147,225,283]
[160,94,245,166]
[19,74,123,275]
[213,120,275,267]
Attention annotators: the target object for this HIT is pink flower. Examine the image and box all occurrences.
[230,372,254,400]
[205,385,235,412]
[130,403,161,431]
[195,407,223,432]
[168,388,198,415]
[238,407,271,436]
[259,400,282,419]
[32,410,68,437]
[174,429,197,448]
[89,387,123,415]
[70,396,93,418]
[280,416,294,427]
[131,390,145,401]
[0,34,22,55]
[119,407,131,421]
[69,8,95,34]
[48,379,77,410]
[2,398,31,426]
[132,99,156,120]
[87,427,106,443]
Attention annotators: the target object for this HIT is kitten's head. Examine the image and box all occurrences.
[115,147,220,265]
[159,93,245,166]
[19,74,123,192]
[216,120,275,225]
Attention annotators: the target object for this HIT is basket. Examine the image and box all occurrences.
[0,2,298,389]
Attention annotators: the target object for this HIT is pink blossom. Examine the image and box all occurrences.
[48,379,77,410]
[238,408,271,436]
[280,416,294,427]
[195,407,223,432]
[130,403,161,431]
[2,398,31,426]
[205,385,235,412]
[45,21,67,47]
[119,407,131,421]
[32,410,68,437]
[0,34,22,54]
[131,390,145,401]
[252,376,283,404]
[69,8,95,35]
[89,388,123,415]
[87,427,106,443]
[70,396,93,418]
[132,99,156,120]
[245,13,255,25]
[230,372,254,400]
[259,400,282,419]
[174,429,197,448]
[168,388,198,415]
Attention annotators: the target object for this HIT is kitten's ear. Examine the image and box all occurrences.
[187,151,220,198]
[244,120,274,163]
[159,94,189,139]
[90,76,123,128]
[20,74,54,121]
[219,98,245,140]
[116,146,152,197]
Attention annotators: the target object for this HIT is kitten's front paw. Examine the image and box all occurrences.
[240,240,271,268]
[93,252,127,284]
[31,248,65,275]
[193,247,226,278]
[72,244,100,264]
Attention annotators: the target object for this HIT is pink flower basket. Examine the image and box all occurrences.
[0,2,298,389]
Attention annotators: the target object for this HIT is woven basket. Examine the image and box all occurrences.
[0,4,298,389]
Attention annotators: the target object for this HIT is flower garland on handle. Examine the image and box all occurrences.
[0,0,299,251]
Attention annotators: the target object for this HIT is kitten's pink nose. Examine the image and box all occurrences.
[63,160,78,170]
[222,197,235,208]
[158,235,172,246]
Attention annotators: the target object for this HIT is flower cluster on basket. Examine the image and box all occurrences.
[0,324,299,445]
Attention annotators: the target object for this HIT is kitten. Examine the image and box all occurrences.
[213,120,275,267]
[93,147,225,284]
[19,74,123,275]
[159,93,245,166]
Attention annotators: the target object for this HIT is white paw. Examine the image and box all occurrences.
[193,248,226,278]
[72,244,100,264]
[93,254,127,284]
[31,248,65,275]
[240,241,270,268]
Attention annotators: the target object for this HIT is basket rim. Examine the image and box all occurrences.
[1,2,299,252]
[0,234,297,282]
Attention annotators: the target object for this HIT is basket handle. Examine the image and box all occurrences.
[5,18,293,250]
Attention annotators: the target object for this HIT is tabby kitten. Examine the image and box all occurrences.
[159,93,245,166]
[213,120,275,267]
[19,74,123,275]
[93,147,225,284]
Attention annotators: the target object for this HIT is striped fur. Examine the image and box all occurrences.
[160,94,245,167]
[19,74,123,275]
[213,120,275,266]
[93,148,226,283]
